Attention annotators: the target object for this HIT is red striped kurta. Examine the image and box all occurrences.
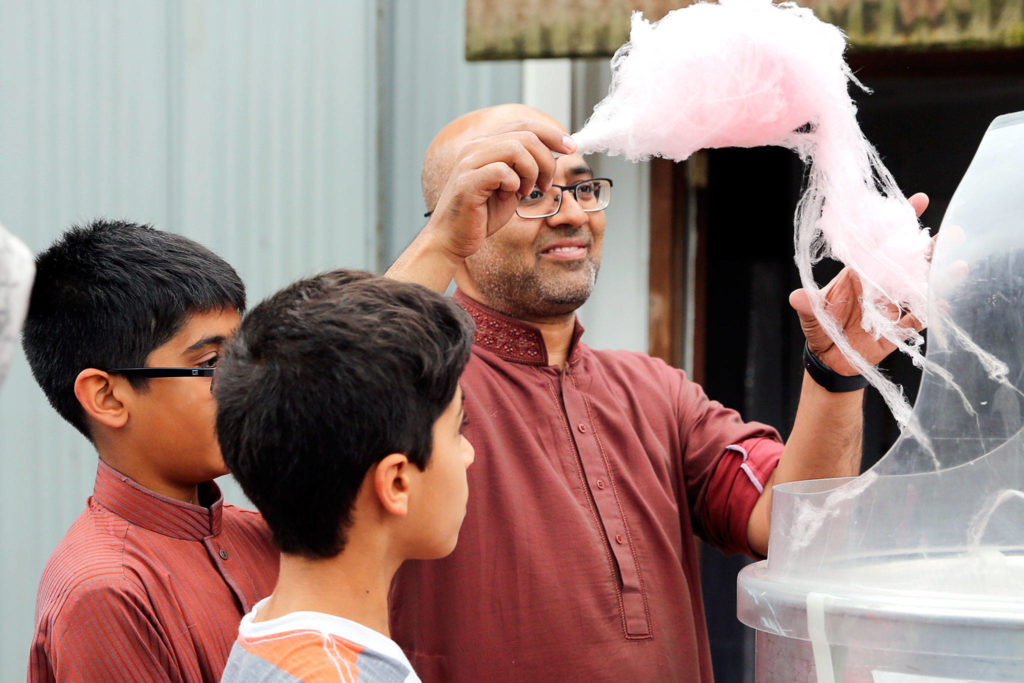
[28,460,279,683]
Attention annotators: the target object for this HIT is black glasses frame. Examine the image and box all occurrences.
[517,177,613,219]
[104,367,215,378]
[422,177,614,219]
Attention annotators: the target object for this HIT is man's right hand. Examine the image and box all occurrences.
[425,122,576,261]
[386,119,576,292]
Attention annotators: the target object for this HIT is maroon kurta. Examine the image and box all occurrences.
[29,460,279,683]
[390,292,782,682]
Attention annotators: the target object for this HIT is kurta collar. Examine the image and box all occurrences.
[93,459,223,540]
[454,290,585,366]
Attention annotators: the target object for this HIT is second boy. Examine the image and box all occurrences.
[216,270,475,682]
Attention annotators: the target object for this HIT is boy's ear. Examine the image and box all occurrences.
[73,369,129,430]
[373,453,412,517]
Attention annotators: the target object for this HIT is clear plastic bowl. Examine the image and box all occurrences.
[738,111,1024,683]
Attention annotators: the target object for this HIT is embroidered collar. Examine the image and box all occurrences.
[93,459,224,540]
[454,291,585,366]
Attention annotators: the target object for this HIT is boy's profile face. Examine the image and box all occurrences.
[408,385,475,559]
[122,306,240,498]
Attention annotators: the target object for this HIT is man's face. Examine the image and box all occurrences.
[458,155,606,321]
[125,307,240,495]
[406,385,475,559]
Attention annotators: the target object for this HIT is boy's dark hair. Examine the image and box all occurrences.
[22,219,246,439]
[215,269,474,559]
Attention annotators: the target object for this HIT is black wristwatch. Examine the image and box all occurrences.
[802,342,868,392]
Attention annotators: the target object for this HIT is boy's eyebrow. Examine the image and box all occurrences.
[184,334,228,353]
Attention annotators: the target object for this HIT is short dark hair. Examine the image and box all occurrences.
[22,219,246,439]
[215,269,474,559]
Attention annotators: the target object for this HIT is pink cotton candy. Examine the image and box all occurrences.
[574,0,935,426]
[573,0,849,160]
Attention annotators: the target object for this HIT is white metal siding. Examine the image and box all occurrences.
[0,1,377,677]
[378,0,523,264]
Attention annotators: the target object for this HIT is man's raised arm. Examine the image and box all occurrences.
[386,117,575,291]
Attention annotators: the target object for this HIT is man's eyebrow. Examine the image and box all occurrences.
[567,164,593,177]
[185,334,227,353]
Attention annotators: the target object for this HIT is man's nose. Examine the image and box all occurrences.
[547,190,588,228]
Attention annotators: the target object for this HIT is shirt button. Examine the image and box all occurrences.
[615,534,625,544]
[596,480,605,490]
[219,548,229,560]
[578,423,587,433]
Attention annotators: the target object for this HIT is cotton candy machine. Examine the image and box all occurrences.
[737,112,1024,682]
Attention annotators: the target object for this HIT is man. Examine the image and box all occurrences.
[387,104,927,681]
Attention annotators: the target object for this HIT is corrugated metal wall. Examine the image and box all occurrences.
[378,0,523,264]
[0,1,379,676]
[0,1,648,679]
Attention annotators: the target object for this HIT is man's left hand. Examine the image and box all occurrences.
[788,192,929,376]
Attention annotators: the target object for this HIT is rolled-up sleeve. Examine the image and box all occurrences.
[674,374,781,556]
[700,437,782,557]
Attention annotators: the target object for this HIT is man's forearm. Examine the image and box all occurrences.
[747,371,864,554]
[384,228,463,293]
[777,372,864,480]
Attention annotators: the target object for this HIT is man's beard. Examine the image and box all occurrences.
[473,255,600,321]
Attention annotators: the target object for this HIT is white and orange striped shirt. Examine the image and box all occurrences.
[28,460,278,682]
[222,600,419,683]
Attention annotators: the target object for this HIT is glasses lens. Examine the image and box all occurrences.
[515,179,611,218]
[517,187,559,219]
[578,179,610,212]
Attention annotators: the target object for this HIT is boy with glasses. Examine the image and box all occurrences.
[24,220,278,682]
[215,270,474,683]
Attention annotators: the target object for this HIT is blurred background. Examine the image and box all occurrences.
[1,1,1023,681]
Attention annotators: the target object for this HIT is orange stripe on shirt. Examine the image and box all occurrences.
[238,629,366,682]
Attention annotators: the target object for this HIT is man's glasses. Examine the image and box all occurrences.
[516,177,612,219]
[422,177,613,219]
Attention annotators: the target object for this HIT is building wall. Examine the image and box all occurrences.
[0,2,380,677]
[0,1,649,678]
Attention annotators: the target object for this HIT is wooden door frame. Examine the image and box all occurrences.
[647,154,708,385]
